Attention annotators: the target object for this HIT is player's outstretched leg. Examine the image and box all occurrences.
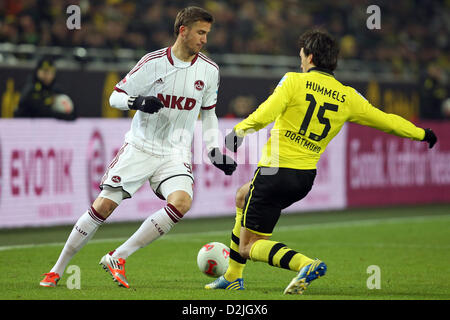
[99,251,129,288]
[249,239,326,294]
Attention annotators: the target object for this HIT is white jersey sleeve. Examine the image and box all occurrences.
[109,90,129,111]
[201,61,219,110]
[201,107,220,152]
[199,55,220,151]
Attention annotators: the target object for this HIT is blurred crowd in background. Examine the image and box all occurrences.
[1,0,449,75]
[1,0,449,119]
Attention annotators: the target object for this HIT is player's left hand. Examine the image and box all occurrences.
[225,129,244,152]
[422,128,437,149]
[208,148,237,175]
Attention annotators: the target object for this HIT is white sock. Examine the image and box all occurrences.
[112,204,183,260]
[50,207,105,276]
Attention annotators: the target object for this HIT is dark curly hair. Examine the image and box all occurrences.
[298,30,339,71]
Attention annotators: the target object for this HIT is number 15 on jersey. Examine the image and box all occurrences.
[298,93,339,142]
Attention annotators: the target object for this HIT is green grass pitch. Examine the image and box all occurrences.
[1,204,449,301]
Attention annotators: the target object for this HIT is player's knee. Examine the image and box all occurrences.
[167,193,192,215]
[236,182,250,208]
[170,199,191,215]
[92,196,118,219]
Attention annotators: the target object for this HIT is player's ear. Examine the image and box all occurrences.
[179,25,188,38]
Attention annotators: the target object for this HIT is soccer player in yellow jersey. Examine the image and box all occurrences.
[205,29,437,294]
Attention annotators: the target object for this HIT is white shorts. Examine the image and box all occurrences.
[100,143,194,202]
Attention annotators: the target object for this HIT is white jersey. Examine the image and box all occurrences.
[114,47,220,158]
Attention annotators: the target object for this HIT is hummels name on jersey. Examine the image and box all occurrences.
[305,80,346,103]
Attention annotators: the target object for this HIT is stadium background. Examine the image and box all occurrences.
[0,0,449,303]
[0,0,449,226]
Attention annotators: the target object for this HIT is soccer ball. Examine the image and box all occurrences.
[52,94,74,114]
[197,242,230,277]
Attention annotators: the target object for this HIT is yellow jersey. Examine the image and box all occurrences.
[234,68,426,170]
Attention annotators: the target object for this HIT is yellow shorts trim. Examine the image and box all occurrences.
[242,168,260,229]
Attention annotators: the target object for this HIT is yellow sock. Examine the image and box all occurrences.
[224,207,247,281]
[249,239,314,271]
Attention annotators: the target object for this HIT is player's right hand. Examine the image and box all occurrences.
[128,95,164,114]
[225,129,244,152]
[422,128,437,149]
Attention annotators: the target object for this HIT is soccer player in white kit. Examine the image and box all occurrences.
[40,6,237,288]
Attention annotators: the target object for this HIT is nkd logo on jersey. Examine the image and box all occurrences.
[157,94,197,111]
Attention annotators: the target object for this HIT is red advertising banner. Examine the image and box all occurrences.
[346,122,450,207]
[1,118,447,228]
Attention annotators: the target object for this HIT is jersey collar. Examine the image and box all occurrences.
[307,67,334,77]
[166,47,174,65]
[166,46,199,67]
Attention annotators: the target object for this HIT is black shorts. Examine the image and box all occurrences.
[242,167,316,236]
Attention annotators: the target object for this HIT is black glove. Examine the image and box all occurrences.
[128,95,164,114]
[422,128,437,149]
[224,129,244,152]
[208,148,237,175]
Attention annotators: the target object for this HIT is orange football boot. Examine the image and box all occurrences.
[40,272,60,287]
